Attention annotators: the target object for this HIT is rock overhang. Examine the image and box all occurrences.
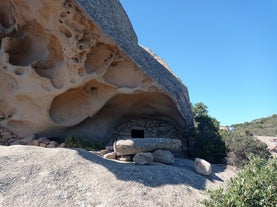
[75,0,193,125]
[0,0,193,143]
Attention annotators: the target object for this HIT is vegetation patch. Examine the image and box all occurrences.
[232,114,277,136]
[222,130,270,166]
[204,155,277,207]
[65,136,105,151]
[190,102,226,164]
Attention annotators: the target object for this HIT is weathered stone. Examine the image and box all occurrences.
[38,137,50,145]
[0,0,193,144]
[49,141,59,147]
[194,158,212,176]
[0,141,6,145]
[47,143,56,148]
[20,135,35,145]
[10,140,20,145]
[0,145,239,207]
[7,138,16,144]
[2,135,13,141]
[58,143,66,148]
[114,138,182,156]
[45,141,59,148]
[105,146,113,151]
[99,149,109,156]
[32,140,40,146]
[39,143,47,148]
[1,131,12,136]
[118,155,132,161]
[133,152,153,165]
[153,150,175,164]
[103,152,116,160]
[97,146,113,155]
[0,136,8,141]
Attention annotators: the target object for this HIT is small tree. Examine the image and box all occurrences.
[192,102,208,117]
[191,102,226,164]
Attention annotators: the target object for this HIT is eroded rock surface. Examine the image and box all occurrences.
[0,145,239,207]
[0,0,193,144]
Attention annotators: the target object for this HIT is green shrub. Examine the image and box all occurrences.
[222,131,270,166]
[192,130,226,164]
[191,102,226,164]
[65,136,105,151]
[204,155,277,207]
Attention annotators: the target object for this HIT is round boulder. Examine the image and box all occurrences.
[133,152,153,165]
[194,158,212,176]
[153,149,175,164]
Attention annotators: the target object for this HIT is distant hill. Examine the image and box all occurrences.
[232,114,277,136]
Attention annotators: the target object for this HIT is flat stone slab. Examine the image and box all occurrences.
[114,138,182,156]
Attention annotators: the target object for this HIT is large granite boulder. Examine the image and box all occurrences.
[114,138,181,156]
[0,145,239,206]
[0,0,193,144]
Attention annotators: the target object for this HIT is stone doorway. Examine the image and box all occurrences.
[131,129,144,138]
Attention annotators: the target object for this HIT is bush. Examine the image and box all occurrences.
[222,131,270,166]
[65,136,105,151]
[204,155,277,207]
[192,129,226,164]
[191,103,226,164]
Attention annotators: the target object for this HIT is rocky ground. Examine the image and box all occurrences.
[0,145,238,207]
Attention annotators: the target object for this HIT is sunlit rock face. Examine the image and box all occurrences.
[0,0,193,144]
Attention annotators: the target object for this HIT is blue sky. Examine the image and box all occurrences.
[120,0,277,126]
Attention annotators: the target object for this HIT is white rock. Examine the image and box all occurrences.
[194,158,212,176]
[118,155,132,161]
[103,152,116,160]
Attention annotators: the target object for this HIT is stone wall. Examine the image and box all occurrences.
[0,126,19,145]
[113,119,184,140]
